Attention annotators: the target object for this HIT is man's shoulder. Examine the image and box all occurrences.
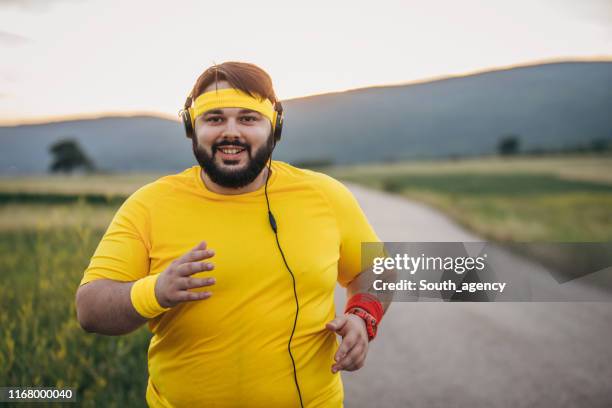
[273,160,352,198]
[127,166,197,203]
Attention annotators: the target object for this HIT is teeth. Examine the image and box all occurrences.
[220,148,243,154]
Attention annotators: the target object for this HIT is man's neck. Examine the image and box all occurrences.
[200,166,271,195]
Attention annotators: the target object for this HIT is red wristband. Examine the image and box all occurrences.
[344,293,384,326]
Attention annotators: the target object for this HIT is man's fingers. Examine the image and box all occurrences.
[176,289,212,302]
[175,241,214,264]
[332,353,354,372]
[168,277,214,303]
[331,315,370,373]
[332,351,355,372]
[333,332,358,362]
[188,240,207,254]
[178,249,216,266]
[325,315,348,333]
[333,344,365,373]
[183,277,216,290]
[176,260,215,276]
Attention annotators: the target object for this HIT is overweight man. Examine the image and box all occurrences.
[75,61,390,407]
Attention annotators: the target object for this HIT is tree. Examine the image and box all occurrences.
[48,138,96,174]
[590,138,610,152]
[497,134,520,156]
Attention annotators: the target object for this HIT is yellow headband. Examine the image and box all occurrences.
[189,88,277,129]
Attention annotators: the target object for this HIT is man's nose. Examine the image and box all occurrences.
[221,117,240,138]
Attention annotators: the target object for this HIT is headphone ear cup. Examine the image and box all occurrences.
[181,110,195,139]
[273,103,283,143]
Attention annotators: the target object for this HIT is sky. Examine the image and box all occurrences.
[1,0,611,125]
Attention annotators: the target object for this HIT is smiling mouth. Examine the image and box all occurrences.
[218,147,245,154]
[216,145,248,161]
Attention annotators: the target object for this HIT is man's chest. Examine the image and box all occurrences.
[146,195,341,288]
[146,194,342,338]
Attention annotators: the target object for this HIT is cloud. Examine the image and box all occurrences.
[0,0,79,11]
[0,30,30,46]
[554,0,612,27]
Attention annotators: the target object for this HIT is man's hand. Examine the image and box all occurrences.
[325,313,369,373]
[155,241,216,308]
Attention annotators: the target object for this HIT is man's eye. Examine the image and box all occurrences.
[206,117,222,123]
[241,116,258,122]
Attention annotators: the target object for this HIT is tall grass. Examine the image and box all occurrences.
[0,223,150,407]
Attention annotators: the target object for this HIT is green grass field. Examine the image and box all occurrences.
[0,226,150,407]
[326,154,612,242]
[0,154,610,405]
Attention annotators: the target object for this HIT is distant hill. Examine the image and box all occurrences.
[0,116,189,174]
[1,61,611,174]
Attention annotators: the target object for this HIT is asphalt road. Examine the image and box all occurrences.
[334,183,612,408]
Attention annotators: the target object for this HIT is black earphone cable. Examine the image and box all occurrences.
[264,155,305,408]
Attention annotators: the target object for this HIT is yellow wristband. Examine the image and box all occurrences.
[130,274,170,319]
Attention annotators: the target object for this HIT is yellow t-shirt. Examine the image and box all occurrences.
[80,160,382,407]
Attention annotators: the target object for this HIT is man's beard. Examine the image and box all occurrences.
[192,133,275,189]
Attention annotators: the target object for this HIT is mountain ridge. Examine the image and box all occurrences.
[2,61,611,174]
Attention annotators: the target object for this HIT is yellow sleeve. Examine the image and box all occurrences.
[318,175,384,288]
[79,187,152,286]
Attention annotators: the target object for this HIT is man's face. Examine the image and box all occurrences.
[192,81,274,189]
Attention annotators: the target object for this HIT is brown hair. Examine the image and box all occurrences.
[185,61,278,109]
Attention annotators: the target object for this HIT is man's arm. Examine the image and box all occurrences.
[75,279,147,336]
[346,264,396,314]
[326,265,397,373]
